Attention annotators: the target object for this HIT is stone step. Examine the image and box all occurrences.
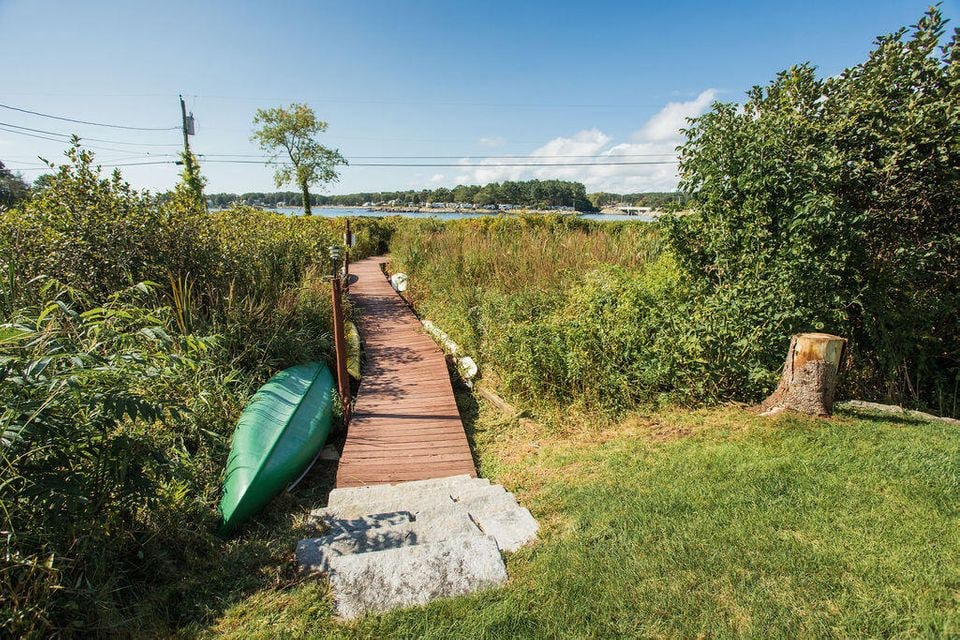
[326,483,510,519]
[327,475,489,508]
[326,533,507,619]
[298,504,482,572]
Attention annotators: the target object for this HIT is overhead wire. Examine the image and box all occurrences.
[8,157,680,171]
[0,125,178,156]
[0,102,181,131]
[198,159,679,167]
[194,152,678,159]
[10,160,176,171]
[0,121,179,146]
[0,102,681,176]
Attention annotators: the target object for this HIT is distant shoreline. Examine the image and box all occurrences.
[211,204,660,221]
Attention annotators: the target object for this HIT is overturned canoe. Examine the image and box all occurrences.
[217,362,335,536]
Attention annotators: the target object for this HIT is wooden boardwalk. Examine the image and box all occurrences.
[335,256,476,488]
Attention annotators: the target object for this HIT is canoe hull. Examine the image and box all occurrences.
[217,362,335,535]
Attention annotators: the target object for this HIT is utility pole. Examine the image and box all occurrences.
[177,94,207,211]
[179,94,193,157]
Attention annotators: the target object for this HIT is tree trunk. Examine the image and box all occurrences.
[301,182,312,215]
[761,333,847,417]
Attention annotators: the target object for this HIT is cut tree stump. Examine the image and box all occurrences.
[761,333,847,417]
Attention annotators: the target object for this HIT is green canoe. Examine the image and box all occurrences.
[217,362,335,536]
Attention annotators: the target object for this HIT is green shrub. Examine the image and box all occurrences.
[665,8,960,413]
[0,144,393,634]
[0,282,243,635]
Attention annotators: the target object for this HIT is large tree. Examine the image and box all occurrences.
[251,104,347,215]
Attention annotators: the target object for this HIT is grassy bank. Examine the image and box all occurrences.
[197,401,960,638]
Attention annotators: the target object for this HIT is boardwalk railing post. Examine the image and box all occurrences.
[343,220,352,290]
[329,245,352,428]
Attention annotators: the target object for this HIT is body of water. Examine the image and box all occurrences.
[268,207,654,222]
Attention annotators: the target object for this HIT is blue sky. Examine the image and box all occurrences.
[1,0,955,194]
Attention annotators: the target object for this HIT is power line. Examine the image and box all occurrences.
[0,122,180,151]
[9,160,176,172]
[191,93,670,110]
[0,117,676,160]
[196,152,678,159]
[0,102,180,131]
[0,124,178,156]
[199,159,679,167]
[0,125,68,144]
[9,158,679,171]
[352,153,678,159]
[351,161,679,167]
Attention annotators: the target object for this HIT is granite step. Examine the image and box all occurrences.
[326,533,507,619]
[298,504,483,572]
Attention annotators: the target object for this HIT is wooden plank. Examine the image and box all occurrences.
[334,256,476,488]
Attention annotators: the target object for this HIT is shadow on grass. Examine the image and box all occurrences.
[837,406,935,427]
[452,371,483,475]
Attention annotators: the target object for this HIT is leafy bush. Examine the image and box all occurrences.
[0,145,392,635]
[0,282,241,635]
[665,7,960,412]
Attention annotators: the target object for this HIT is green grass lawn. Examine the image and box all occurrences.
[195,400,960,639]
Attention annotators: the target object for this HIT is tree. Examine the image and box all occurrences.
[251,104,347,215]
[0,160,30,209]
[473,183,498,206]
[431,187,452,203]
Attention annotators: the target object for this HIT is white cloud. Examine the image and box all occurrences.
[478,136,506,148]
[634,89,717,141]
[428,173,445,183]
[454,90,717,192]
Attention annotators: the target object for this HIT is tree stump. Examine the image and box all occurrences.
[761,333,847,417]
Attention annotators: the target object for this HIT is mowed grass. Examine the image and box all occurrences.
[201,402,960,639]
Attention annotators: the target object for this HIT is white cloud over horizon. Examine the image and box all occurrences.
[454,89,718,193]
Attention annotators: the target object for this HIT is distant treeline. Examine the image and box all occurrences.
[208,179,598,211]
[588,192,690,209]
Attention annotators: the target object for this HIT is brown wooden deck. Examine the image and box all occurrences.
[335,256,476,488]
